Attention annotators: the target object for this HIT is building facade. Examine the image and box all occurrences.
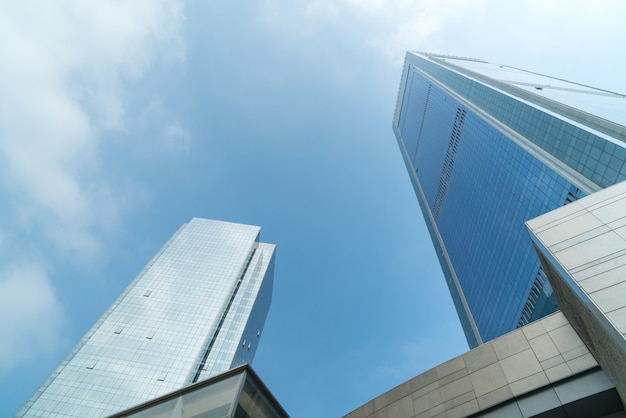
[526,179,626,406]
[345,180,626,418]
[109,364,289,418]
[16,218,276,418]
[344,312,625,418]
[394,52,626,346]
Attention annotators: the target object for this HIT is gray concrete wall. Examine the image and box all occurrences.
[527,180,626,405]
[344,312,621,418]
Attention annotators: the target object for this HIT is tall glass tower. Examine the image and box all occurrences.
[16,218,276,418]
[394,52,626,347]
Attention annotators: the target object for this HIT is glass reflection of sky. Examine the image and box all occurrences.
[444,58,626,127]
[398,67,586,343]
[17,218,275,418]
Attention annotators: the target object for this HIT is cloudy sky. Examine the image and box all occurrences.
[2,1,625,416]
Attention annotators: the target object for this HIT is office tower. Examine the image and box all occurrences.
[344,54,626,417]
[394,52,626,346]
[17,218,276,418]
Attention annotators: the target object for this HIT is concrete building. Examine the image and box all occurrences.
[345,312,624,417]
[345,180,626,417]
[394,52,626,346]
[109,364,289,418]
[527,177,626,406]
[16,218,276,418]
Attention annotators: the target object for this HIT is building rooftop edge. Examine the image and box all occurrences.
[109,363,289,418]
[408,50,487,63]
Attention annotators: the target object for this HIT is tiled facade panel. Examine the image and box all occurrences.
[527,180,626,406]
[344,313,623,418]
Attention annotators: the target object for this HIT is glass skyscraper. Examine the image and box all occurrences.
[394,52,626,347]
[16,218,276,418]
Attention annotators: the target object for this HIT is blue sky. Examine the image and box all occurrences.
[2,1,626,417]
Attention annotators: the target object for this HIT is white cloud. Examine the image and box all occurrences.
[0,264,65,372]
[257,0,626,89]
[0,0,186,372]
[304,1,340,19]
[163,122,192,154]
[0,0,186,258]
[137,100,192,155]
